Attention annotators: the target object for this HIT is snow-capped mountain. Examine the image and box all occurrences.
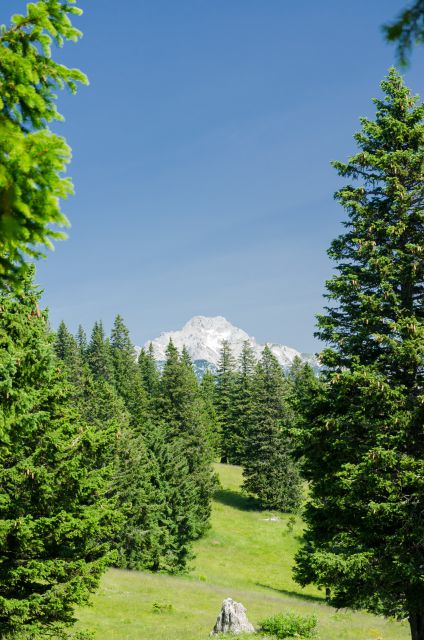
[141,316,318,372]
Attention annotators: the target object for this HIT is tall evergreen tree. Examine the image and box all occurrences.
[215,340,237,463]
[199,370,221,458]
[76,324,88,358]
[293,70,424,640]
[0,270,116,638]
[158,340,215,537]
[243,346,302,512]
[231,341,257,463]
[110,314,147,426]
[138,343,159,397]
[86,320,115,385]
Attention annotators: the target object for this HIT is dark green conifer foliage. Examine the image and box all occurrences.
[138,343,159,397]
[199,370,221,458]
[76,324,88,358]
[0,271,116,638]
[287,356,322,435]
[86,321,115,385]
[231,341,257,463]
[158,340,215,538]
[215,340,237,463]
[242,346,302,512]
[110,315,147,425]
[293,70,424,640]
[54,320,85,391]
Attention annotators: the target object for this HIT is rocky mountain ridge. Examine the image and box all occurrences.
[138,316,318,372]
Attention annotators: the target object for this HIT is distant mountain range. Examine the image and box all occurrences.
[137,316,319,376]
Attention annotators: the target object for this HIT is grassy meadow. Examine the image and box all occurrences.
[77,464,409,640]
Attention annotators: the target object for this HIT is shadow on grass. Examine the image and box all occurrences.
[256,583,325,604]
[214,488,262,512]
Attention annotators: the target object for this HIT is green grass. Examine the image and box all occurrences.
[77,464,409,640]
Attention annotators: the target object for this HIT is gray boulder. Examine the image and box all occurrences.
[210,597,255,635]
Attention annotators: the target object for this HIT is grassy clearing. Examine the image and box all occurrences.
[77,464,409,640]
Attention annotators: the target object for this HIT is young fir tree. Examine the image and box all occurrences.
[76,324,88,358]
[0,1,88,286]
[199,370,221,458]
[158,340,215,538]
[231,341,257,463]
[243,346,302,512]
[54,320,85,391]
[86,320,115,385]
[0,270,116,638]
[293,70,424,640]
[138,343,160,397]
[110,314,147,426]
[215,340,237,463]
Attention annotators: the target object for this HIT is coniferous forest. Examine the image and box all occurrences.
[0,1,423,640]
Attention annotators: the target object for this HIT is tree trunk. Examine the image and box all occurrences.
[409,611,424,640]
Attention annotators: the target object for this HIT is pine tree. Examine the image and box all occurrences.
[158,340,215,538]
[76,324,88,358]
[86,321,115,385]
[0,270,116,638]
[293,70,424,640]
[215,340,237,463]
[243,346,302,512]
[231,341,257,463]
[199,370,221,458]
[138,343,159,397]
[54,320,85,391]
[0,1,88,286]
[110,315,147,426]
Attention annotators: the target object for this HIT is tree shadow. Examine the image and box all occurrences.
[256,583,325,604]
[214,488,262,512]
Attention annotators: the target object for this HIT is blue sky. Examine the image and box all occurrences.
[3,1,423,352]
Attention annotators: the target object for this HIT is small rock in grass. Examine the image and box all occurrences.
[210,597,255,635]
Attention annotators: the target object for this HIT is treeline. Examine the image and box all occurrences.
[56,315,319,532]
[54,315,217,573]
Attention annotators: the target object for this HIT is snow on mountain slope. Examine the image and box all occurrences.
[141,316,318,369]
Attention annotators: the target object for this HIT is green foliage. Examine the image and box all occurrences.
[158,340,216,538]
[215,340,237,463]
[138,342,160,397]
[86,321,115,385]
[243,347,302,512]
[294,70,424,638]
[230,341,257,463]
[0,0,88,284]
[383,0,424,66]
[110,314,147,425]
[199,370,221,457]
[259,612,317,639]
[0,269,116,638]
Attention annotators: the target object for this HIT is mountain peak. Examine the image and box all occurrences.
[144,316,317,370]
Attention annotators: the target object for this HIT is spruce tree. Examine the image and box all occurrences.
[158,340,215,538]
[215,340,237,463]
[110,314,147,426]
[199,370,221,458]
[243,346,302,512]
[231,341,257,463]
[293,70,424,640]
[54,320,85,391]
[138,343,159,397]
[0,271,116,638]
[76,324,88,358]
[86,320,115,385]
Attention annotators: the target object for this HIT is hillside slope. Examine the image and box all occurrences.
[77,465,409,640]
